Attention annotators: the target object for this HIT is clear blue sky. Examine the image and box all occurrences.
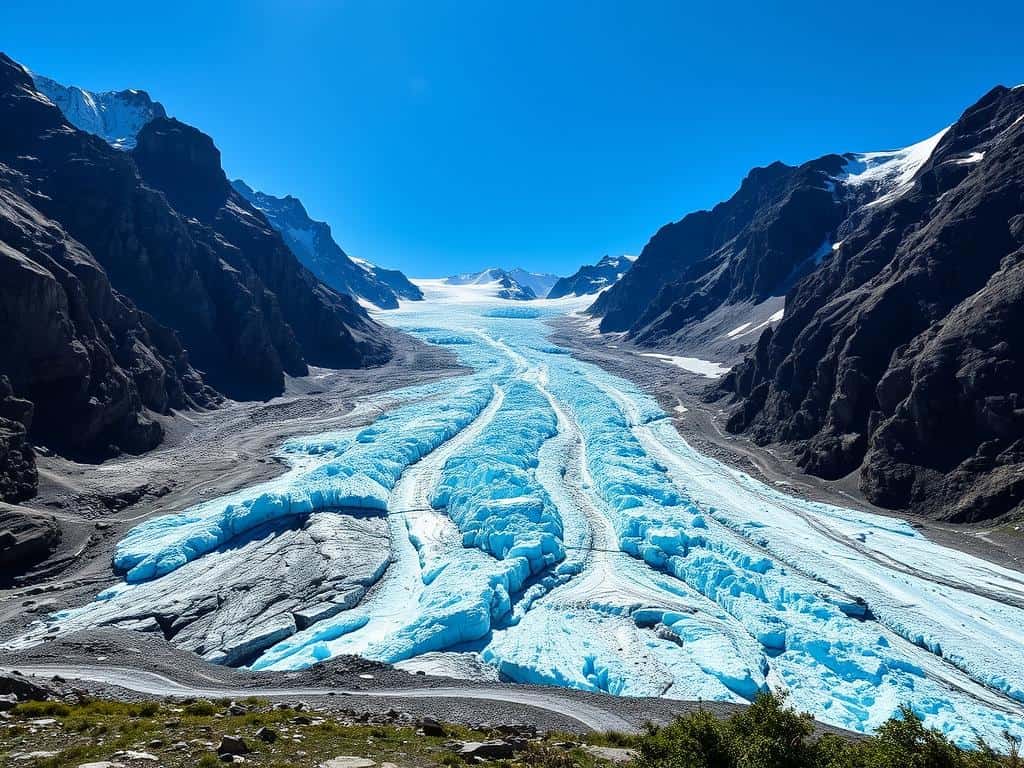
[3,1,1022,277]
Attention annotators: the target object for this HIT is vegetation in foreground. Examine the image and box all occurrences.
[634,694,1022,768]
[0,692,1020,768]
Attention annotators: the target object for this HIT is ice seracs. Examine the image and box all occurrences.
[12,283,1024,749]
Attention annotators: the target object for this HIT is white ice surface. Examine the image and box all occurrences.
[16,289,1024,747]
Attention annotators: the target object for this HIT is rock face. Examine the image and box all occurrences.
[30,73,166,150]
[0,504,59,581]
[0,180,213,463]
[0,55,390,397]
[0,377,35,502]
[0,52,392,498]
[588,156,849,345]
[719,85,1024,522]
[231,180,422,309]
[130,117,391,393]
[547,254,634,298]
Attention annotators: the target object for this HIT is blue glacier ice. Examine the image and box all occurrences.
[114,377,495,582]
[433,379,564,573]
[482,306,541,319]
[14,282,1024,749]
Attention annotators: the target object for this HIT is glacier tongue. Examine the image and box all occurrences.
[12,287,1024,748]
[113,377,496,583]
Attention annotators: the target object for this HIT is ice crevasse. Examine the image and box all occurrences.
[15,287,1024,749]
[367,378,571,660]
[432,379,564,574]
[114,377,496,583]
[537,360,1024,737]
[253,377,570,669]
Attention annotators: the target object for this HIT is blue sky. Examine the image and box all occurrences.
[3,1,1022,277]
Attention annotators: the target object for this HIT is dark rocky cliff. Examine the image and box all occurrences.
[588,156,848,344]
[231,180,422,309]
[0,52,392,499]
[719,85,1024,522]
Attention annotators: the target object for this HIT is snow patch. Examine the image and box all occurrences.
[638,353,731,378]
[841,127,949,207]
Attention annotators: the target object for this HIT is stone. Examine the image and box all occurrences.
[583,746,638,764]
[319,758,376,768]
[419,716,446,737]
[456,740,516,759]
[217,735,250,756]
[255,726,277,743]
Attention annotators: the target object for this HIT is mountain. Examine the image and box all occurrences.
[711,85,1024,523]
[0,52,390,499]
[231,181,422,309]
[505,268,560,299]
[31,73,420,311]
[587,128,953,354]
[30,73,166,150]
[547,255,634,298]
[445,267,541,300]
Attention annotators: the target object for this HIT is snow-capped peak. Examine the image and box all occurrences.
[546,254,636,299]
[30,72,166,150]
[840,127,950,207]
[442,267,564,300]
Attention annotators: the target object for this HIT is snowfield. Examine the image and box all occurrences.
[11,280,1024,746]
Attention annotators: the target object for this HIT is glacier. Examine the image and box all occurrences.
[11,279,1024,748]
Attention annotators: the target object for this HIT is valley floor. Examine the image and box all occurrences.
[2,285,1023,750]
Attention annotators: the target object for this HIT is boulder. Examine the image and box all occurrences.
[216,735,249,756]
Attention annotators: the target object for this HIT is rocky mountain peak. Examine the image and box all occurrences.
[30,71,166,150]
[134,117,230,221]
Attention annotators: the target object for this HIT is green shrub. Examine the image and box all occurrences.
[637,708,732,768]
[12,701,70,718]
[634,693,1020,768]
[184,700,217,716]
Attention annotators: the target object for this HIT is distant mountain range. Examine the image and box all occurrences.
[444,267,558,300]
[445,262,629,300]
[548,255,634,298]
[586,84,1024,523]
[231,180,421,309]
[31,72,421,311]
